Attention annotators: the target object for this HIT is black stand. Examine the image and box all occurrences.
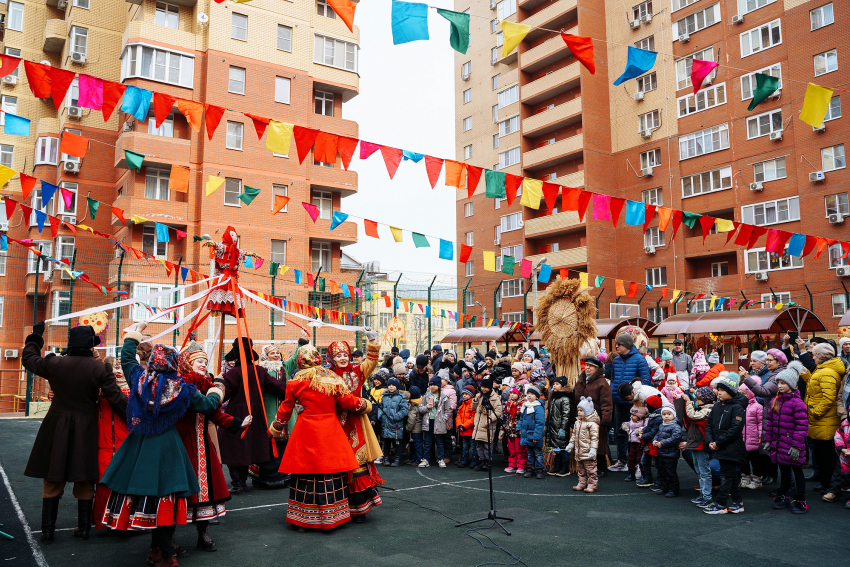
[454,384,513,535]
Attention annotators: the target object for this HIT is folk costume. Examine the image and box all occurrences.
[326,337,384,519]
[269,345,372,530]
[98,333,225,567]
[207,226,247,317]
[93,364,131,531]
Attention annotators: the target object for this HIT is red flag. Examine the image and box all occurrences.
[725,221,740,245]
[293,126,319,164]
[560,269,569,281]
[466,165,483,198]
[49,215,60,238]
[4,198,16,222]
[19,204,33,223]
[364,220,379,238]
[643,204,656,233]
[627,282,639,298]
[542,182,560,211]
[20,174,37,202]
[153,92,177,128]
[326,0,356,32]
[667,210,683,241]
[379,146,403,179]
[560,34,595,74]
[699,215,716,244]
[801,236,817,258]
[814,237,829,260]
[661,288,668,300]
[24,61,52,99]
[243,112,270,139]
[49,67,75,110]
[424,156,443,188]
[111,206,126,226]
[609,197,625,227]
[204,104,225,140]
[563,187,581,210]
[577,190,592,221]
[734,223,754,247]
[59,131,88,158]
[102,81,126,122]
[313,132,339,164]
[337,136,358,170]
[459,244,473,263]
[505,174,523,206]
[747,226,768,249]
[0,55,21,78]
[773,230,793,253]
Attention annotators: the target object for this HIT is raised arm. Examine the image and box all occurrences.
[357,335,381,382]
[21,323,49,378]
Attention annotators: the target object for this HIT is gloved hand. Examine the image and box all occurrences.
[364,327,378,342]
[588,448,597,459]
[760,441,771,453]
[557,428,566,440]
[788,447,800,461]
[621,422,630,432]
[565,443,574,453]
[32,321,45,337]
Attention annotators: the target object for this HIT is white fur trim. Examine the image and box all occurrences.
[124,331,144,343]
[206,386,225,400]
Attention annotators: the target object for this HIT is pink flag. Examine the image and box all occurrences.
[78,74,103,110]
[691,59,719,95]
[360,141,381,159]
[520,259,532,278]
[591,194,611,221]
[175,229,187,241]
[302,201,320,223]
[60,188,74,211]
[255,258,264,269]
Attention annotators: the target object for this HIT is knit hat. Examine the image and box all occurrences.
[438,368,451,382]
[463,385,475,398]
[660,406,676,418]
[465,348,476,357]
[526,385,541,398]
[445,349,457,360]
[645,394,663,412]
[391,347,400,355]
[615,334,634,350]
[485,350,498,361]
[630,406,648,418]
[431,345,443,353]
[596,352,607,363]
[694,386,716,404]
[416,354,429,369]
[708,352,720,364]
[387,378,401,389]
[66,325,101,352]
[584,356,603,369]
[750,350,767,364]
[392,362,406,375]
[739,383,753,400]
[475,360,489,374]
[715,375,739,395]
[372,373,387,387]
[775,360,803,390]
[840,337,850,350]
[522,350,536,361]
[766,348,787,366]
[813,342,835,360]
[511,362,525,373]
[661,349,673,361]
[692,349,709,374]
[666,373,678,386]
[552,376,569,387]
[409,386,421,399]
[428,376,441,387]
[481,377,494,390]
[577,396,594,416]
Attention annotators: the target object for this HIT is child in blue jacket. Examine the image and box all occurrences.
[378,379,409,467]
[518,385,546,480]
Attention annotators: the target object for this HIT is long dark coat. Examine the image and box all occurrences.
[217,364,287,466]
[22,333,127,483]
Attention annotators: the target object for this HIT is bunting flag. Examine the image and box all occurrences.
[206,176,225,197]
[155,222,169,243]
[747,73,780,111]
[272,195,290,215]
[505,174,523,206]
[4,114,30,136]
[326,0,356,33]
[595,276,605,287]
[439,239,453,260]
[538,264,551,283]
[520,258,532,278]
[131,214,148,224]
[615,279,625,297]
[35,210,46,233]
[177,99,203,132]
[699,215,715,244]
[153,92,177,128]
[445,160,465,189]
[391,1,429,44]
[314,132,339,163]
[690,60,718,95]
[204,104,225,140]
[642,204,656,233]
[49,67,75,110]
[542,182,559,211]
[799,83,834,128]
[302,202,320,223]
[266,121,294,155]
[364,219,380,238]
[102,81,126,121]
[111,207,126,226]
[609,197,625,227]
[787,233,806,257]
[24,61,51,99]
[121,85,153,121]
[124,150,145,172]
[560,34,595,74]
[60,130,88,158]
[483,250,495,271]
[627,282,639,298]
[466,166,483,198]
[0,55,21,78]
[412,233,429,248]
[403,150,423,162]
[501,256,515,275]
[501,21,531,57]
[380,146,403,179]
[614,47,657,86]
[390,227,403,242]
[579,272,589,289]
[244,113,270,140]
[424,155,443,188]
[330,211,349,231]
[485,169,507,199]
[437,9,471,54]
[169,165,190,193]
[78,74,103,110]
[293,270,302,285]
[238,186,261,205]
[459,244,472,263]
[293,126,320,164]
[20,174,37,202]
[592,194,611,221]
[86,197,100,220]
[338,136,358,170]
[520,178,542,209]
[41,182,58,206]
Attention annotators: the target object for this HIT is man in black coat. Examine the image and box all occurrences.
[22,323,127,543]
[407,354,431,394]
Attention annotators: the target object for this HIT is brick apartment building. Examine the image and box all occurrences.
[0,0,364,406]
[455,0,850,337]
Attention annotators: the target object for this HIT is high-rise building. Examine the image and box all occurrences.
[455,0,848,343]
[0,0,363,410]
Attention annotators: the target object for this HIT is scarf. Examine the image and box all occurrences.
[220,226,241,271]
[127,345,195,436]
[259,359,283,378]
[522,399,541,414]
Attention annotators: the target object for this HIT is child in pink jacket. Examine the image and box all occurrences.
[834,418,850,475]
[739,383,764,490]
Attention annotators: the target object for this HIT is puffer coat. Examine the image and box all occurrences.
[611,346,651,405]
[569,410,599,461]
[419,390,453,434]
[684,402,713,451]
[517,401,545,448]
[834,419,850,474]
[741,386,763,452]
[743,364,784,419]
[502,398,523,439]
[406,396,423,433]
[455,397,475,437]
[763,390,808,466]
[545,391,571,449]
[378,389,409,440]
[803,357,845,440]
[654,419,683,458]
[640,410,663,456]
[471,390,503,442]
[705,392,748,465]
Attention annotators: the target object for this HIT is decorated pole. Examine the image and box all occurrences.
[26,246,44,416]
[66,249,78,343]
[392,273,402,347]
[312,268,322,346]
[427,275,436,348]
[493,280,503,324]
[114,250,124,348]
[172,255,182,347]
[354,270,364,350]
[270,273,276,341]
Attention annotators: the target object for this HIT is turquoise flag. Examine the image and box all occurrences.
[439,239,453,260]
[121,85,153,121]
[403,150,424,162]
[4,113,30,136]
[294,269,302,284]
[155,222,169,243]
[614,47,657,86]
[538,264,551,283]
[624,200,645,225]
[330,211,349,231]
[595,276,605,287]
[391,1,429,44]
[787,233,805,257]
[412,233,430,248]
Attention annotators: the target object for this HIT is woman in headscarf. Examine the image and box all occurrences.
[93,357,131,531]
[249,343,294,489]
[98,324,230,567]
[203,226,259,317]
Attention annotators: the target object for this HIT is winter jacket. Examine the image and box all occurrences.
[489,355,513,387]
[626,417,646,444]
[695,364,726,388]
[684,402,713,451]
[661,384,685,405]
[456,397,475,437]
[671,350,694,375]
[646,356,666,387]
[573,367,613,427]
[407,367,432,395]
[705,393,748,465]
[569,410,600,461]
[378,389,409,440]
[406,396,423,433]
[763,391,808,466]
[502,398,524,439]
[743,363,784,421]
[834,419,850,474]
[471,390,503,443]
[640,411,663,456]
[802,356,845,440]
[611,345,651,405]
[741,387,763,452]
[545,391,571,449]
[419,391,452,434]
[518,401,546,448]
[441,384,458,414]
[653,420,683,458]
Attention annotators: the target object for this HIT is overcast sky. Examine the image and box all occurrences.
[342,1,458,277]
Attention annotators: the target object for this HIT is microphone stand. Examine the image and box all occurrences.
[454,375,513,535]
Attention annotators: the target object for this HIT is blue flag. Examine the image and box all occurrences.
[180,266,189,283]
[330,211,349,231]
[41,181,58,206]
[294,269,302,284]
[391,1,430,45]
[342,284,351,297]
[439,239,453,260]
[35,210,46,233]
[155,222,169,243]
[4,113,31,136]
[121,85,153,121]
[244,256,254,268]
[538,264,552,283]
[624,200,645,225]
[403,150,424,162]
[787,233,805,257]
[613,47,657,86]
[0,234,7,251]
[425,306,431,317]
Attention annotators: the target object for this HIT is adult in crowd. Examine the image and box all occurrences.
[408,354,432,394]
[670,338,694,389]
[742,348,787,485]
[574,356,613,476]
[430,345,444,373]
[609,334,651,471]
[801,342,844,493]
[839,338,850,373]
[739,351,770,403]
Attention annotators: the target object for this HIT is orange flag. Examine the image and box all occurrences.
[326,0,356,32]
[272,194,290,215]
[364,219,379,238]
[444,160,466,189]
[169,165,190,193]
[60,131,89,158]
[177,99,204,132]
[615,279,626,297]
[313,132,339,164]
[657,207,674,231]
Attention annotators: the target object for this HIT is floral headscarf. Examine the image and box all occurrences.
[179,341,211,390]
[326,341,351,367]
[296,345,324,369]
[127,344,194,436]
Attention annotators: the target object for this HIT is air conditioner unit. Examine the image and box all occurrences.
[641,166,654,177]
[2,75,17,85]
[749,182,763,192]
[57,0,67,8]
[122,120,134,132]
[732,14,745,24]
[837,266,850,277]
[829,213,845,225]
[489,0,497,8]
[769,88,781,100]
[494,238,500,245]
[68,106,82,118]
[0,221,8,231]
[64,161,80,173]
[702,75,713,86]
[3,349,18,359]
[641,14,651,23]
[629,20,641,30]
[810,171,826,182]
[769,131,782,141]
[461,73,470,81]
[679,33,690,43]
[517,220,524,228]
[644,245,656,255]
[640,129,652,139]
[61,215,76,224]
[61,267,72,280]
[755,272,769,282]
[634,91,644,101]
[70,52,86,64]
[813,123,826,133]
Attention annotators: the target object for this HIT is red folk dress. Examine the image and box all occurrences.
[93,385,131,530]
[208,227,247,317]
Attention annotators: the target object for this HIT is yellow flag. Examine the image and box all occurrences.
[520,178,542,209]
[266,121,294,155]
[775,303,784,310]
[279,265,290,275]
[0,165,16,187]
[500,21,531,57]
[206,175,225,197]
[669,290,680,304]
[390,227,403,242]
[483,250,496,271]
[76,224,94,233]
[709,295,717,310]
[715,218,735,232]
[579,272,589,289]
[130,215,147,224]
[799,83,834,128]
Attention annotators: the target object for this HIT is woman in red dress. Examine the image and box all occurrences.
[93,356,130,531]
[269,345,372,531]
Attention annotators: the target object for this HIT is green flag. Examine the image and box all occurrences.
[86,197,99,220]
[412,232,430,248]
[681,211,702,229]
[238,186,261,205]
[747,73,780,111]
[317,277,325,292]
[502,255,515,275]
[441,309,446,318]
[595,276,605,287]
[124,149,145,172]
[269,261,279,276]
[470,315,477,325]
[193,235,203,243]
[437,9,470,54]
[485,169,506,199]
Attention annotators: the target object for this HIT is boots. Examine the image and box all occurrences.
[40,497,60,543]
[172,532,189,558]
[392,455,402,467]
[197,526,217,552]
[749,476,763,490]
[535,468,545,480]
[740,474,752,489]
[72,499,93,540]
[146,548,163,566]
[558,460,572,477]
[474,460,489,472]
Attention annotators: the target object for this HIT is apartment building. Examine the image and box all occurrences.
[0,0,362,387]
[456,0,850,332]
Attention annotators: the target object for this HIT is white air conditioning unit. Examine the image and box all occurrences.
[634,91,644,101]
[629,19,641,30]
[57,0,67,8]
[461,73,470,81]
[641,166,654,177]
[755,271,769,281]
[122,120,134,132]
[749,182,763,192]
[3,349,18,359]
[769,131,782,141]
[829,213,845,225]
[679,33,690,43]
[489,0,497,8]
[810,171,826,182]
[61,215,76,225]
[2,75,17,85]
[644,245,656,255]
[64,161,80,173]
[702,75,713,86]
[837,266,850,277]
[517,220,524,228]
[640,129,652,139]
[68,106,82,118]
[0,221,8,231]
[813,123,826,133]
[641,14,651,24]
[769,88,781,100]
[732,14,744,24]
[494,237,500,245]
[70,52,86,64]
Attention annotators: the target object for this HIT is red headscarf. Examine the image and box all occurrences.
[221,226,241,271]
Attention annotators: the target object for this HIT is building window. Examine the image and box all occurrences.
[610,302,640,317]
[711,261,729,277]
[226,121,243,150]
[270,239,287,266]
[463,89,471,104]
[275,77,291,104]
[464,202,473,217]
[492,104,499,123]
[501,278,523,298]
[644,227,665,247]
[55,236,74,265]
[464,145,473,160]
[466,261,474,277]
[746,247,802,273]
[499,115,519,137]
[828,244,850,268]
[746,109,782,139]
[635,36,655,51]
[636,72,657,93]
[672,0,697,11]
[646,267,667,287]
[496,0,516,20]
[4,49,20,79]
[317,0,337,18]
[0,145,12,169]
[825,193,849,217]
[638,110,660,133]
[819,96,842,125]
[132,284,180,321]
[741,63,781,100]
[148,113,173,137]
[679,123,729,160]
[741,197,799,227]
[678,83,726,118]
[675,3,720,38]
[642,187,663,206]
[811,3,834,30]
[224,178,242,207]
[142,226,167,259]
[493,134,499,149]
[27,241,52,274]
[277,25,292,52]
[8,2,24,32]
[814,49,838,76]
[69,27,88,58]
[57,182,77,215]
[462,61,471,77]
[822,144,845,171]
[463,117,472,131]
[832,294,846,317]
[738,0,775,14]
[675,47,713,90]
[492,74,499,90]
[231,13,248,41]
[647,306,669,322]
[753,157,786,183]
[633,1,652,20]
[35,137,59,166]
[312,242,331,272]
[144,168,170,201]
[272,185,288,213]
[315,91,334,116]
[314,34,359,73]
[491,47,500,65]
[640,148,661,170]
[491,19,499,33]
[312,191,332,220]
[465,290,475,307]
[497,245,523,272]
[497,84,519,109]
[760,292,791,307]
[465,232,474,246]
[0,252,5,276]
[120,44,194,88]
[500,212,523,233]
[0,96,17,127]
[740,19,781,58]
[499,147,520,169]
[155,3,179,29]
[228,66,245,94]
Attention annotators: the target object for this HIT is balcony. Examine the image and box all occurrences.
[554,170,585,187]
[523,97,582,137]
[524,211,583,238]
[525,246,587,268]
[686,274,741,296]
[521,27,577,72]
[114,131,191,169]
[25,272,55,296]
[309,219,357,247]
[308,164,358,197]
[522,63,581,105]
[522,0,578,42]
[123,20,197,52]
[684,232,736,258]
[311,114,359,140]
[523,134,583,170]
[112,193,189,227]
[43,20,68,54]
[312,74,360,104]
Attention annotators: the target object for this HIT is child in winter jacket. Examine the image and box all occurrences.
[622,406,647,481]
[834,419,850,502]
[703,375,747,515]
[546,378,572,477]
[502,363,525,399]
[406,386,424,465]
[638,395,665,489]
[653,406,683,497]
[518,385,546,479]
[739,383,764,490]
[661,374,685,405]
[501,388,528,474]
[567,397,600,492]
[685,387,716,507]
[378,379,409,467]
[455,385,477,468]
[419,376,453,468]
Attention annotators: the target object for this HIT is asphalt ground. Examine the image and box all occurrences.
[1,417,848,567]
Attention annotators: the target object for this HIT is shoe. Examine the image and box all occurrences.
[172,533,188,558]
[597,470,608,479]
[728,501,745,514]
[505,467,517,473]
[583,487,596,493]
[791,499,808,514]
[558,462,571,477]
[572,485,586,491]
[418,459,430,468]
[845,499,850,509]
[665,491,678,498]
[822,492,839,502]
[650,486,663,493]
[805,473,820,482]
[691,495,704,504]
[160,555,179,567]
[516,469,525,475]
[146,548,163,566]
[456,461,468,468]
[535,468,545,480]
[382,458,392,467]
[608,461,627,472]
[703,503,728,515]
[523,469,533,478]
[438,461,446,468]
[749,477,763,490]
[762,476,776,485]
[197,529,217,552]
[636,479,654,488]
[772,496,790,509]
[477,461,490,472]
[40,497,60,544]
[624,474,636,482]
[392,457,402,467]
[375,457,384,465]
[740,475,752,489]
[230,483,245,495]
[696,498,713,508]
[72,498,93,540]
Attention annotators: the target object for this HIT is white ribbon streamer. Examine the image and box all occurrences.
[123,278,229,331]
[238,286,365,332]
